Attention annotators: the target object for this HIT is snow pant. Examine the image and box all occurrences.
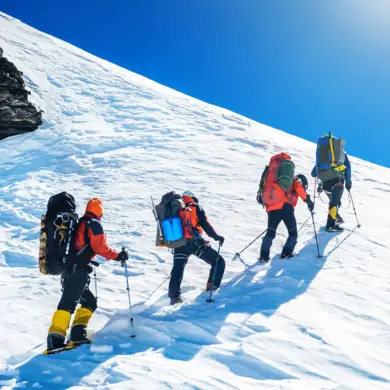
[168,239,226,299]
[323,179,344,229]
[58,264,97,314]
[260,203,297,259]
[47,264,96,349]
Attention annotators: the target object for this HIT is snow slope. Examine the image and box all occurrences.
[0,11,390,390]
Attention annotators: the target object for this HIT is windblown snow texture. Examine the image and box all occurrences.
[0,11,389,390]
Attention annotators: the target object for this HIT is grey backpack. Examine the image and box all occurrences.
[316,134,346,181]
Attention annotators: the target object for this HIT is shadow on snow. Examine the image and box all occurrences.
[4,228,377,387]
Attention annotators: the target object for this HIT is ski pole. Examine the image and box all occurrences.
[297,215,311,233]
[313,177,318,205]
[310,212,322,258]
[348,191,361,228]
[207,242,222,303]
[232,229,267,261]
[91,261,99,303]
[144,272,172,302]
[121,247,136,338]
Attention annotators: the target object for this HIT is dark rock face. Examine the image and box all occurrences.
[0,47,43,139]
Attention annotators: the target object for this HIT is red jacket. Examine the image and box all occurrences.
[75,213,118,260]
[265,178,308,213]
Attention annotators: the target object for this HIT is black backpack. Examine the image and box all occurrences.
[39,192,79,275]
[155,191,185,221]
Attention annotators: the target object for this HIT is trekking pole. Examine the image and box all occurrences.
[313,178,318,205]
[144,272,172,302]
[92,262,99,303]
[232,229,267,261]
[121,247,136,338]
[310,212,323,258]
[207,242,222,303]
[297,215,311,233]
[348,191,361,228]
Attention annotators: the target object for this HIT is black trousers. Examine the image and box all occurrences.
[57,264,97,314]
[260,203,297,259]
[323,178,344,207]
[323,178,344,228]
[168,240,226,299]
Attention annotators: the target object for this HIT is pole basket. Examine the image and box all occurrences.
[232,252,241,262]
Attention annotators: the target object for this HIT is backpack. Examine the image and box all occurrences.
[39,192,79,275]
[316,133,346,182]
[260,153,295,206]
[154,191,193,249]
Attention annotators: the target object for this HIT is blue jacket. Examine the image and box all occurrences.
[311,153,352,183]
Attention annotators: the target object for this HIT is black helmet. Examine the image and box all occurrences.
[296,174,308,190]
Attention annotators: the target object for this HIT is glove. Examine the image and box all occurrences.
[115,249,129,262]
[305,195,315,212]
[214,235,225,246]
[346,181,352,191]
[317,182,323,194]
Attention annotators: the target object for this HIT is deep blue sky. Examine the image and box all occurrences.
[2,1,390,167]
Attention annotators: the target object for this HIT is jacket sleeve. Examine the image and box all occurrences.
[344,153,352,183]
[196,206,218,239]
[293,179,308,202]
[88,220,118,260]
[311,166,318,178]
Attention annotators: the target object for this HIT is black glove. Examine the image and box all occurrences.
[305,195,315,212]
[115,249,129,262]
[214,235,225,246]
[317,182,323,194]
[346,181,352,191]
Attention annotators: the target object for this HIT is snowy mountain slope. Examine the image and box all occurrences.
[0,11,390,390]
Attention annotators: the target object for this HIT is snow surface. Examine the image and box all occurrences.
[0,11,390,390]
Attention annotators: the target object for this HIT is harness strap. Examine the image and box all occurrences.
[329,136,336,167]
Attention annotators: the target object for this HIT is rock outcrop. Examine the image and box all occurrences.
[0,47,43,139]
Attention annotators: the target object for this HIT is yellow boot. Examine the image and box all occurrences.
[70,307,93,345]
[47,309,71,351]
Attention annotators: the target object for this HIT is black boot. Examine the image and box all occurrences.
[47,333,66,351]
[70,324,90,345]
[326,224,344,233]
[169,296,183,305]
[281,252,294,259]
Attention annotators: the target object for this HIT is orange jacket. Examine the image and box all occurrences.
[182,195,218,239]
[265,178,308,213]
[75,213,118,261]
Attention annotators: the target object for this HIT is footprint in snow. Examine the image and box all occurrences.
[1,251,36,268]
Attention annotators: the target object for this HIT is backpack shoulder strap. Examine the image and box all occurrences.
[76,217,93,257]
[84,218,91,247]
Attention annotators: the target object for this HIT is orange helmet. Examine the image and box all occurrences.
[86,197,104,218]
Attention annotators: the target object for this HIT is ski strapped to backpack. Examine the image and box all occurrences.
[152,191,194,249]
[316,132,346,182]
[258,152,295,207]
